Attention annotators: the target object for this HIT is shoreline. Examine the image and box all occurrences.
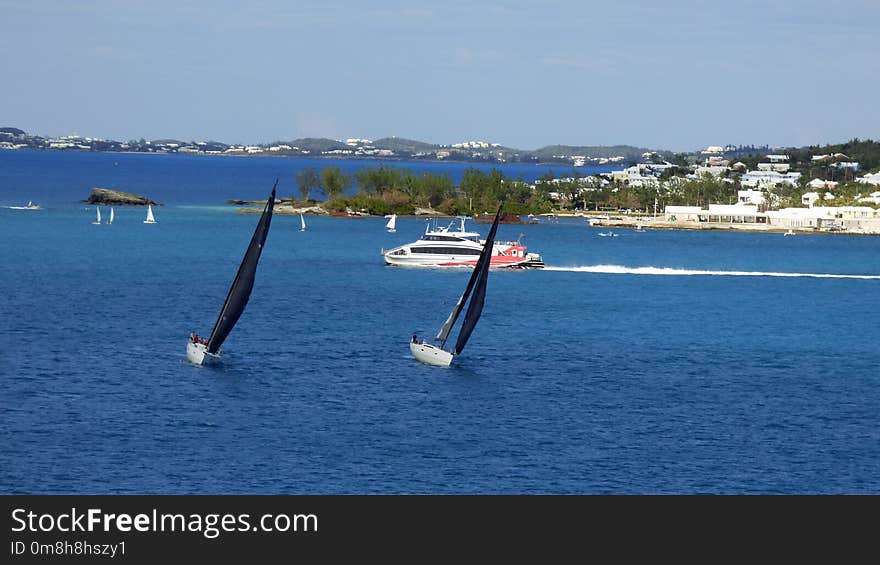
[228,203,880,235]
[589,218,880,236]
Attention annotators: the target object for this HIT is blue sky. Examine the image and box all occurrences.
[2,0,877,151]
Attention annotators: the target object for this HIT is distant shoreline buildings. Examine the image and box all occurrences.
[4,126,879,233]
[0,127,644,166]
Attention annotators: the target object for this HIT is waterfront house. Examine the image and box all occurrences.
[767,206,880,232]
[766,207,824,229]
[700,204,763,223]
[664,204,763,224]
[664,205,703,221]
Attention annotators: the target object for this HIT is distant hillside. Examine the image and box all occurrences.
[531,144,671,160]
[289,138,350,152]
[789,138,880,172]
[372,137,439,152]
[0,127,26,136]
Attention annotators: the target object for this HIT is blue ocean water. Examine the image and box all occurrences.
[1,151,879,494]
[0,149,612,206]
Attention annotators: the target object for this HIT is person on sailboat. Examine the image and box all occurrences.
[412,334,419,344]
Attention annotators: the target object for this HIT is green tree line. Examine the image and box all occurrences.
[294,165,556,216]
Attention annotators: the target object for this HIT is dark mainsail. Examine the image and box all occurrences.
[436,205,504,349]
[452,203,502,355]
[435,250,484,349]
[206,181,277,354]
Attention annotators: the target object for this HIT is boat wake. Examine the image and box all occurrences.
[543,264,880,280]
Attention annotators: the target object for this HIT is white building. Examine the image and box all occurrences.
[702,204,762,223]
[664,204,762,223]
[766,207,824,229]
[832,161,860,172]
[767,206,880,231]
[693,165,729,178]
[611,164,664,188]
[802,191,835,207]
[858,191,880,205]
[664,206,703,221]
[811,153,848,162]
[452,141,498,149]
[807,178,839,190]
[737,189,766,206]
[740,170,801,188]
[757,162,791,172]
[856,172,880,186]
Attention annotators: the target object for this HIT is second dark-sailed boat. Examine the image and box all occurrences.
[409,203,504,367]
[186,181,277,365]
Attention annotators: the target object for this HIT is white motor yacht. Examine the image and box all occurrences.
[382,216,543,269]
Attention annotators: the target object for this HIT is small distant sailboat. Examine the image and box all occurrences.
[385,214,397,233]
[186,181,277,366]
[92,207,102,225]
[299,213,306,232]
[106,207,114,225]
[143,204,156,224]
[409,203,503,367]
[9,201,42,210]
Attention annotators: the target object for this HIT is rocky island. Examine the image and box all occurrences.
[84,188,159,206]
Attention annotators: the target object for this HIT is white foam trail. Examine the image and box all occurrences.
[543,265,880,280]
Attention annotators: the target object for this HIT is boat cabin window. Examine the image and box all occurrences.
[424,235,468,242]
[411,247,481,255]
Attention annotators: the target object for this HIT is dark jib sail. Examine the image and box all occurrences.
[452,203,503,356]
[206,181,277,354]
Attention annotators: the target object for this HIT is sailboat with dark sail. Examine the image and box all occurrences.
[187,182,277,365]
[410,203,503,367]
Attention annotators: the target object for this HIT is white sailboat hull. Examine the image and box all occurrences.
[410,341,453,367]
[186,341,220,366]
